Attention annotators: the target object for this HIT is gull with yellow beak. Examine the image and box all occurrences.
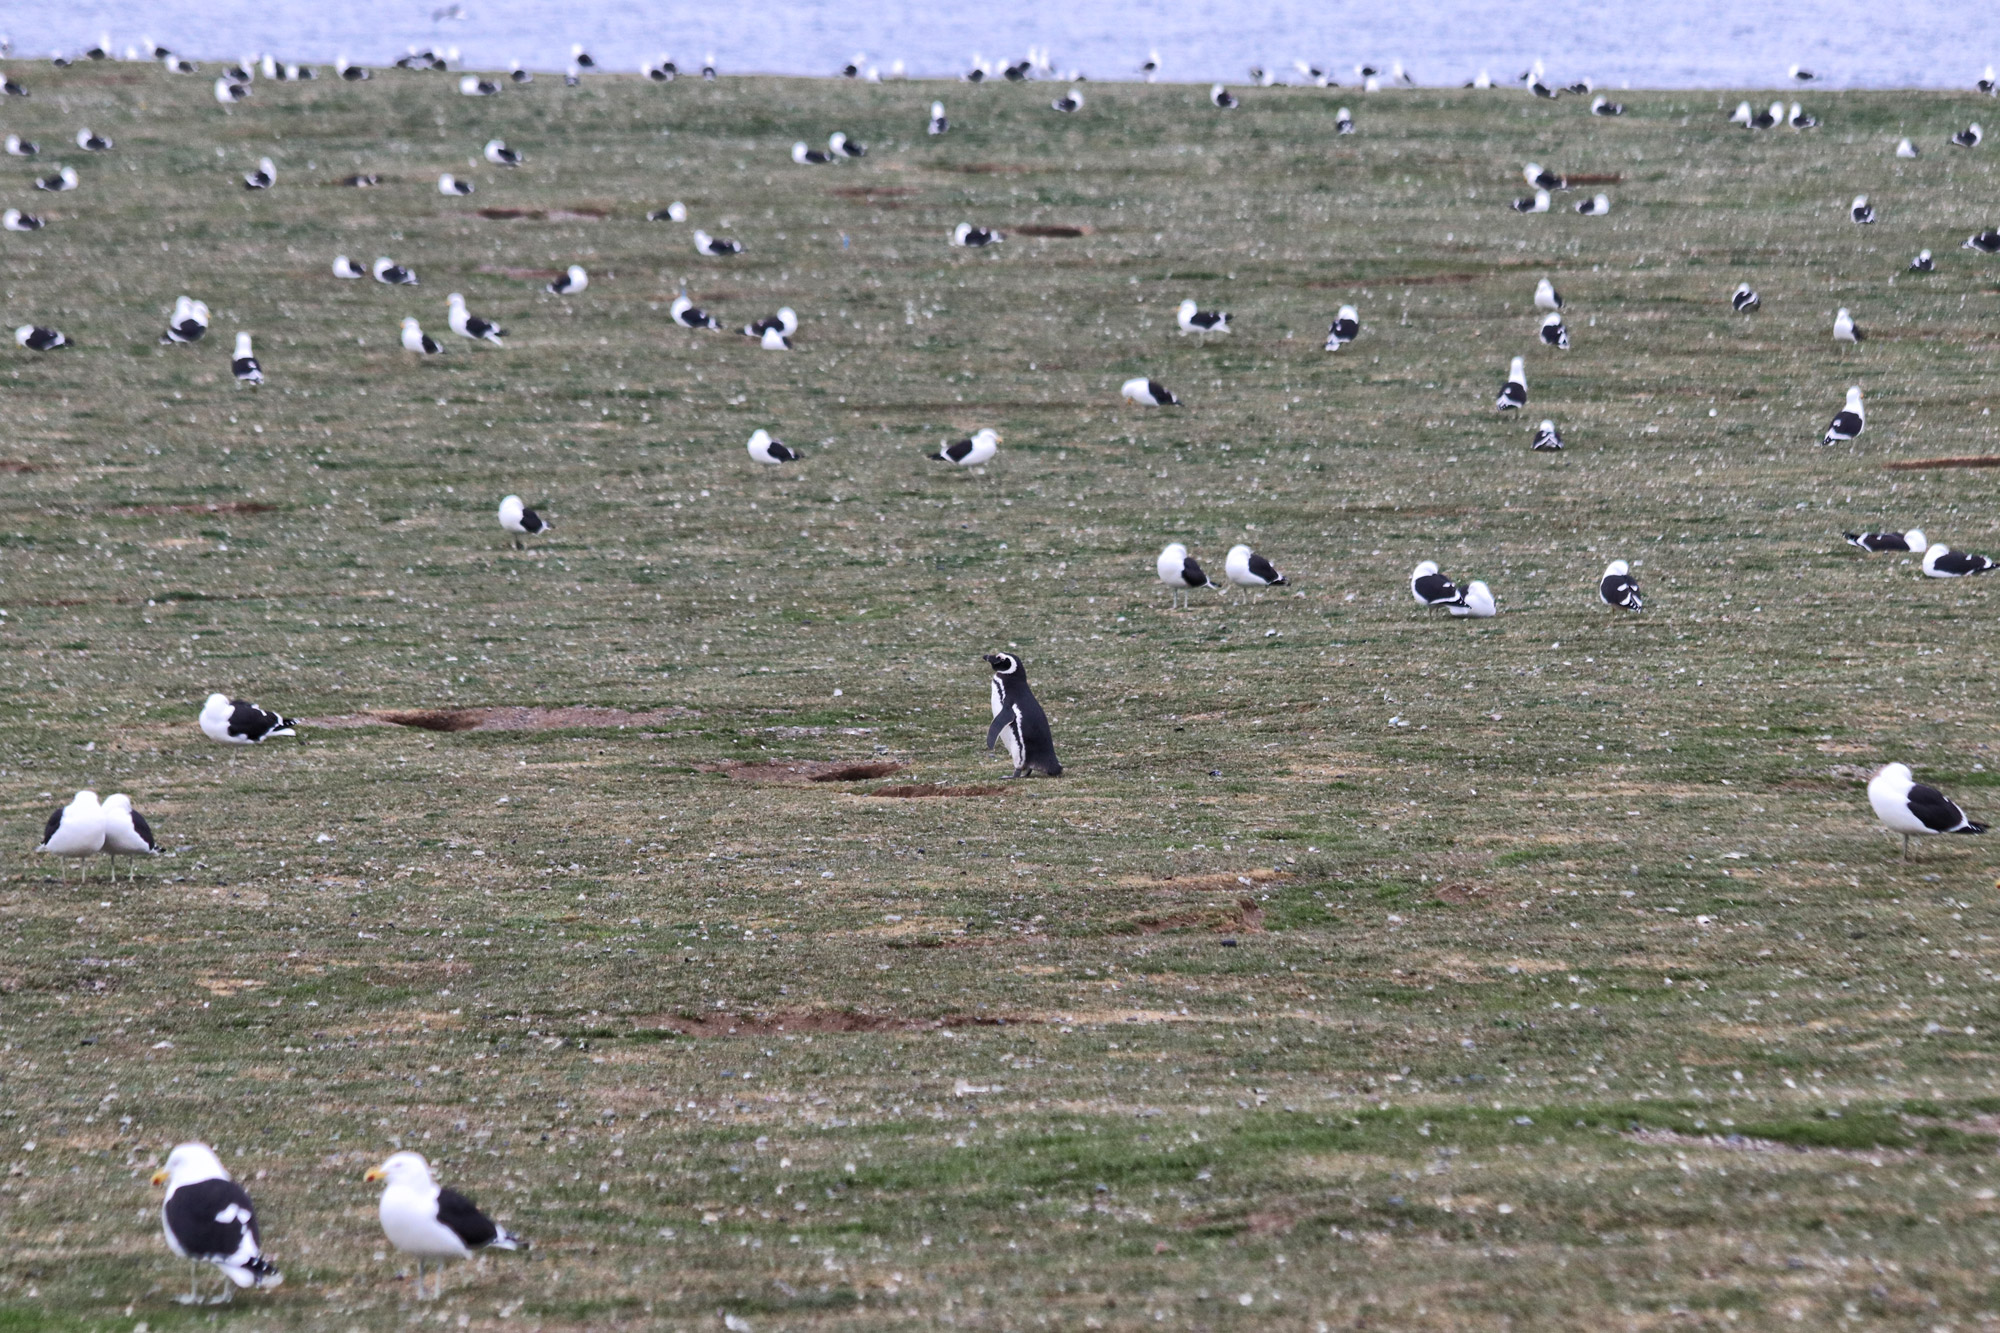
[366,1151,526,1298]
[152,1142,283,1303]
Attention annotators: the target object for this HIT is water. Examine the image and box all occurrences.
[0,0,1986,89]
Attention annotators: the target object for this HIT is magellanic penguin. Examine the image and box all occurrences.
[984,653,1062,778]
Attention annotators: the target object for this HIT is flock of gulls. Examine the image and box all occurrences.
[6,31,2000,1304]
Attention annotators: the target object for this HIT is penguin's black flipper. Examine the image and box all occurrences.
[985,711,1009,752]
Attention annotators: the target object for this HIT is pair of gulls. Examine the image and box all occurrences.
[1846,527,1998,578]
[400,295,507,353]
[1173,298,1359,351]
[153,1143,522,1305]
[791,133,867,164]
[748,424,1001,467]
[1728,100,1818,130]
[34,789,157,881]
[670,296,797,348]
[1411,559,1642,616]
[148,311,261,383]
[1156,543,1288,607]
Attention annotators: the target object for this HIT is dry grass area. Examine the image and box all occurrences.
[1,62,1999,1330]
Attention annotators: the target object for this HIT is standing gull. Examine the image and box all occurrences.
[1732,282,1760,312]
[99,793,157,881]
[1869,763,1986,860]
[1409,561,1465,608]
[1834,308,1862,342]
[154,1143,283,1303]
[1224,544,1287,596]
[446,293,503,343]
[497,495,549,548]
[1495,356,1527,410]
[232,332,262,384]
[1324,304,1360,350]
[1910,249,1935,272]
[36,790,103,881]
[1157,543,1215,608]
[1534,277,1562,311]
[1539,311,1569,348]
[747,429,801,464]
[928,101,948,134]
[1211,84,1238,109]
[546,265,587,295]
[1821,386,1864,444]
[1951,124,1983,149]
[1598,560,1643,610]
[365,1152,525,1300]
[1531,419,1564,451]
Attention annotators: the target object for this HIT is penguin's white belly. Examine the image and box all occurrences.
[990,680,1003,718]
[998,709,1024,765]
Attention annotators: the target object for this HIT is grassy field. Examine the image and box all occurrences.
[3,58,2000,1330]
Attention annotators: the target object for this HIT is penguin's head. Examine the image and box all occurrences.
[984,652,1022,679]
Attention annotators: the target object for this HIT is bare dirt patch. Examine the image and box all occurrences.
[869,783,1008,798]
[704,759,905,783]
[1123,897,1265,936]
[0,459,35,473]
[1117,869,1289,893]
[309,706,699,732]
[477,206,610,221]
[1885,456,2000,470]
[1014,224,1095,237]
[642,1008,1023,1037]
[108,501,279,516]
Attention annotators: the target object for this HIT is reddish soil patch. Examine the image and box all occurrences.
[1886,456,2000,471]
[869,783,1007,798]
[830,186,920,200]
[643,1008,1023,1037]
[704,759,905,783]
[0,460,34,473]
[1565,172,1623,185]
[1316,272,1481,288]
[1432,881,1494,906]
[1126,897,1265,936]
[107,501,278,516]
[1014,224,1094,238]
[311,705,698,732]
[477,206,610,221]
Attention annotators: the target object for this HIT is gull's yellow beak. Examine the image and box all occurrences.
[150,1169,168,1186]
[364,1166,385,1183]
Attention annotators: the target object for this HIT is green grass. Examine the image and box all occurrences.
[3,62,2000,1329]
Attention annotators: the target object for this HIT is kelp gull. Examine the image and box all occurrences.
[1844,527,1925,553]
[1820,385,1863,444]
[546,265,587,295]
[1598,559,1643,610]
[1495,356,1527,409]
[1869,763,1987,860]
[1157,543,1215,608]
[232,332,263,384]
[446,293,504,343]
[368,1152,523,1300]
[373,257,419,285]
[155,1143,282,1303]
[1325,304,1360,350]
[1177,298,1228,333]
[36,790,103,880]
[930,428,999,466]
[669,294,718,328]
[99,793,157,880]
[1923,543,1998,578]
[1409,560,1465,607]
[1121,377,1178,406]
[747,429,801,464]
[498,495,549,547]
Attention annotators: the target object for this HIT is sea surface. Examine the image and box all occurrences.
[0,0,1985,89]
